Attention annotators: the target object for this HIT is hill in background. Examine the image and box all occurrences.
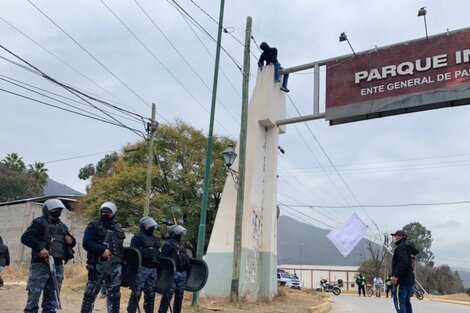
[44,178,83,196]
[277,215,370,266]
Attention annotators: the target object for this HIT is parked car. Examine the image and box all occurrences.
[277,271,303,289]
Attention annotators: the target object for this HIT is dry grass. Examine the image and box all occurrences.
[432,293,470,302]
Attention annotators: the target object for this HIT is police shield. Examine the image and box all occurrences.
[121,247,141,287]
[184,258,208,292]
[154,257,176,293]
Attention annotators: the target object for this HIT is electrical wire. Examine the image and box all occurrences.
[278,200,470,208]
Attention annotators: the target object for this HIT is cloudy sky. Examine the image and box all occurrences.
[1,0,470,270]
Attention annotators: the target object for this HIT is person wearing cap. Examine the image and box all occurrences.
[158,224,190,313]
[21,198,76,313]
[0,235,10,288]
[80,202,125,313]
[127,217,161,313]
[390,230,420,313]
[257,42,290,92]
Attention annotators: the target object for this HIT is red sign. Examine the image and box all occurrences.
[325,28,470,125]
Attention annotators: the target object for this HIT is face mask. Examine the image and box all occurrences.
[144,226,155,235]
[101,213,113,222]
[49,210,62,218]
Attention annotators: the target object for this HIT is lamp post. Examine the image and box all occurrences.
[339,32,356,56]
[299,242,303,281]
[418,7,428,40]
[223,145,238,183]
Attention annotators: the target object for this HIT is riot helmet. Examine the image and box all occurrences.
[42,198,66,218]
[168,224,187,238]
[100,202,117,215]
[139,217,158,233]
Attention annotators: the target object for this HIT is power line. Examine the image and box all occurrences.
[25,0,171,124]
[0,15,142,116]
[44,150,120,164]
[99,0,235,137]
[132,0,240,126]
[0,44,146,138]
[278,199,470,208]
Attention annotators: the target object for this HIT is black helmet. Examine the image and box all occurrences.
[42,199,66,217]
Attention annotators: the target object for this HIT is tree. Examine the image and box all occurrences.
[0,163,36,201]
[357,233,392,282]
[81,121,235,256]
[402,222,434,264]
[28,161,49,194]
[2,152,26,171]
[78,164,95,180]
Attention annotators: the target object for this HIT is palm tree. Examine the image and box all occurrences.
[1,152,26,171]
[28,161,49,194]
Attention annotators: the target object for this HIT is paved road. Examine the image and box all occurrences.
[329,295,470,313]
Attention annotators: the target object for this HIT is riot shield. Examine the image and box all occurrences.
[121,247,141,287]
[184,258,208,292]
[154,257,176,293]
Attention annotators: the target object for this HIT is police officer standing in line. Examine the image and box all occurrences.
[21,198,76,313]
[158,225,190,313]
[356,273,366,296]
[127,217,161,313]
[0,235,11,287]
[80,202,125,313]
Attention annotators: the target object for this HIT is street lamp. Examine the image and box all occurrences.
[339,32,356,56]
[223,145,238,183]
[417,7,429,40]
[299,242,303,281]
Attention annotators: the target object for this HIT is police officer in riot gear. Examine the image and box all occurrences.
[127,217,161,313]
[21,198,76,313]
[0,235,11,288]
[158,225,190,313]
[81,202,125,313]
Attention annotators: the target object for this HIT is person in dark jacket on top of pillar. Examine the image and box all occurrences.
[127,216,161,313]
[21,198,76,313]
[258,41,290,92]
[0,235,11,288]
[80,202,125,313]
[391,230,420,313]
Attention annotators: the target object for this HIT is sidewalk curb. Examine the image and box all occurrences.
[430,298,470,306]
[308,298,332,313]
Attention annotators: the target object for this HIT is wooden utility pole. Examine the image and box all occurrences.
[144,103,157,217]
[230,15,252,302]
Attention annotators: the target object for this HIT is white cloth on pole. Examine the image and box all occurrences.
[326,213,367,257]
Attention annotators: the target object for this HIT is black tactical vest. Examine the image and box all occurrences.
[42,218,68,260]
[91,221,125,262]
[169,240,190,272]
[139,232,160,265]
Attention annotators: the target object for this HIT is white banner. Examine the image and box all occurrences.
[326,213,368,257]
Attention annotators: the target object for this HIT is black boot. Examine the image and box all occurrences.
[143,291,156,313]
[107,291,121,313]
[127,289,141,313]
[173,290,184,313]
[80,292,96,313]
[158,291,171,313]
[0,275,3,287]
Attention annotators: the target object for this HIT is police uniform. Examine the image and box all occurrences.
[80,202,125,313]
[0,235,11,287]
[158,225,190,313]
[127,217,161,313]
[21,199,76,313]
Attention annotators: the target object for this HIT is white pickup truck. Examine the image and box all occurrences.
[277,270,303,289]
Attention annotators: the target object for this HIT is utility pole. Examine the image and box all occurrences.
[230,16,251,303]
[144,102,157,217]
[192,0,226,306]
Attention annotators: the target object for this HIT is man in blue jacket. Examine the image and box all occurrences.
[80,202,125,313]
[21,198,76,313]
[391,230,420,313]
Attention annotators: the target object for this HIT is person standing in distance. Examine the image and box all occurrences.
[81,202,125,313]
[21,198,76,313]
[355,273,366,296]
[158,225,190,313]
[385,274,393,298]
[127,217,161,313]
[391,230,420,313]
[0,235,10,288]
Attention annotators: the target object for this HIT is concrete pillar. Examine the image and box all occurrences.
[204,65,286,301]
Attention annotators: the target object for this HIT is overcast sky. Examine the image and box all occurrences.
[1,0,470,270]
